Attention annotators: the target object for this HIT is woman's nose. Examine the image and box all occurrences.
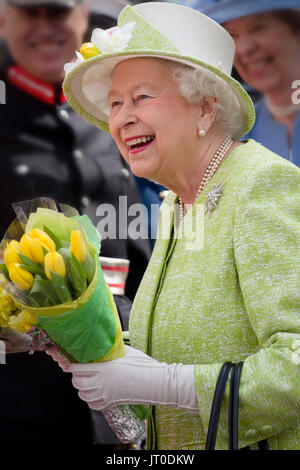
[118,101,138,128]
[235,35,257,58]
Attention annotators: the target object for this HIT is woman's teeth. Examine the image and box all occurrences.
[127,136,155,149]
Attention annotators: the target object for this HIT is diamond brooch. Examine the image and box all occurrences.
[205,181,224,216]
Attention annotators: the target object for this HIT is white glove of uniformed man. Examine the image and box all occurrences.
[47,345,199,414]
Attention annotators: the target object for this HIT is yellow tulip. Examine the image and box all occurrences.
[20,234,45,264]
[29,228,56,252]
[8,315,31,333]
[9,263,34,291]
[44,251,66,280]
[70,230,87,263]
[80,42,100,59]
[4,240,21,269]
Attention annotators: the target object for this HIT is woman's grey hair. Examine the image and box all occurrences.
[165,60,244,140]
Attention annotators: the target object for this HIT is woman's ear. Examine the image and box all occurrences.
[197,96,218,134]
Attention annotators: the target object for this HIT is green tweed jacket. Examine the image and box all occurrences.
[129,140,300,450]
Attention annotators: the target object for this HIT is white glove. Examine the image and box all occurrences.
[48,345,199,414]
[46,348,72,370]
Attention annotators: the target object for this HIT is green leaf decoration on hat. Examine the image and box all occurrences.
[118,6,180,54]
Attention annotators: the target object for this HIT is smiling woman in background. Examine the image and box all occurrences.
[200,0,300,166]
[48,2,300,450]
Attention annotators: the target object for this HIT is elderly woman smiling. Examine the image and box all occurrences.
[55,2,300,450]
[108,58,241,205]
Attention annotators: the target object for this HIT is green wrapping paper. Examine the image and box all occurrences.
[35,261,123,363]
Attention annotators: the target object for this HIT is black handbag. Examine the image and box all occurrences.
[205,361,269,450]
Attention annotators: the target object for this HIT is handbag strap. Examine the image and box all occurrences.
[228,362,270,451]
[205,361,234,450]
[258,439,270,451]
[228,362,244,450]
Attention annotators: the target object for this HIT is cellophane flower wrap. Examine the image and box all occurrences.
[0,198,148,442]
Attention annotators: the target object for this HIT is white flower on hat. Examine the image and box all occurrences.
[91,21,136,54]
[64,51,84,75]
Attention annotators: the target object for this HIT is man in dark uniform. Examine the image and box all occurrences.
[0,0,150,446]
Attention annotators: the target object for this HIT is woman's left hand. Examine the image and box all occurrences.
[48,345,199,413]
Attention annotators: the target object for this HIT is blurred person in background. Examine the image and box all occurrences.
[199,0,300,166]
[0,0,150,448]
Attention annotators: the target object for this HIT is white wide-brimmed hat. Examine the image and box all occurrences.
[63,1,255,138]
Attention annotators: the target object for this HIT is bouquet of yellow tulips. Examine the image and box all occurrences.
[0,197,148,442]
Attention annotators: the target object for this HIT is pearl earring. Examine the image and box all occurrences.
[198,127,206,137]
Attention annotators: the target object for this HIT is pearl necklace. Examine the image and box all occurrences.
[179,137,233,219]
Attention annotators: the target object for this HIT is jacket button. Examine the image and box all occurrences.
[15,164,29,175]
[291,340,300,351]
[261,425,272,434]
[59,109,69,119]
[74,149,83,160]
[159,190,169,200]
[291,352,300,365]
[81,196,90,208]
[244,429,257,439]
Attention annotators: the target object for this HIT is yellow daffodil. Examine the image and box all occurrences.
[4,240,21,269]
[70,230,87,263]
[80,42,100,59]
[0,312,10,327]
[29,228,56,252]
[44,251,66,280]
[20,234,45,264]
[8,310,37,333]
[0,285,16,314]
[0,285,18,326]
[9,263,34,291]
